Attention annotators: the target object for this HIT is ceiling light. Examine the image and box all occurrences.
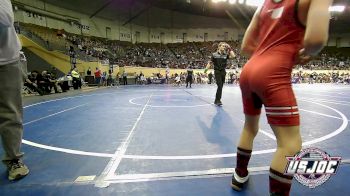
[245,0,264,7]
[329,5,345,12]
[229,0,237,4]
[212,0,226,3]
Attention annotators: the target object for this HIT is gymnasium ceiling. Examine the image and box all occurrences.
[39,0,350,33]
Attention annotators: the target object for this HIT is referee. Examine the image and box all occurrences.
[186,65,193,88]
[205,42,236,106]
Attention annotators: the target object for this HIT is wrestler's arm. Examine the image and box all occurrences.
[241,6,261,58]
[303,0,333,56]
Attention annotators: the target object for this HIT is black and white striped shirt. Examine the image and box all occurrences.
[211,52,229,72]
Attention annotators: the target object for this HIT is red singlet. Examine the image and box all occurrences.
[240,0,305,125]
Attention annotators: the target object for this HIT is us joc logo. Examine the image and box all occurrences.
[284,148,341,188]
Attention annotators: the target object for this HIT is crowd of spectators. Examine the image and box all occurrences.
[20,23,350,71]
[66,34,110,62]
[17,23,350,93]
[292,71,350,84]
[24,69,69,95]
[301,52,350,70]
[65,35,350,71]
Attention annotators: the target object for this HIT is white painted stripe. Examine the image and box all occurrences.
[24,96,82,108]
[266,112,299,115]
[142,104,212,108]
[74,175,96,182]
[300,97,350,104]
[104,175,216,184]
[24,93,114,108]
[236,119,276,141]
[299,109,342,120]
[265,106,298,110]
[22,140,113,157]
[259,129,276,140]
[96,94,153,187]
[122,154,235,160]
[101,160,350,184]
[301,101,348,146]
[122,149,277,160]
[106,166,269,181]
[24,104,87,125]
[129,95,212,108]
[127,89,183,92]
[299,97,350,106]
[299,92,350,99]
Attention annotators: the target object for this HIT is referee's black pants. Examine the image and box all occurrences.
[215,71,226,102]
[186,76,193,87]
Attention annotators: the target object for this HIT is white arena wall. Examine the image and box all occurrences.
[13,0,349,46]
[13,0,244,43]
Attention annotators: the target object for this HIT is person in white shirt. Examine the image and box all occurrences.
[0,0,29,181]
[174,74,181,86]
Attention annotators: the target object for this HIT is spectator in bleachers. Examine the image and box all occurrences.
[115,72,120,86]
[20,23,350,71]
[35,71,49,93]
[50,66,59,78]
[102,71,107,86]
[94,67,102,87]
[122,71,128,85]
[24,71,44,95]
[42,71,60,93]
[71,67,81,89]
[87,67,91,76]
[107,70,113,87]
[174,73,181,86]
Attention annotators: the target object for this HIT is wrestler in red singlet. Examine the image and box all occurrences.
[231,0,333,195]
[240,0,305,125]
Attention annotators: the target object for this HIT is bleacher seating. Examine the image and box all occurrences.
[19,23,350,70]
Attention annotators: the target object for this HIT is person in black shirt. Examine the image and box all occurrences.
[35,72,49,93]
[205,42,236,106]
[25,71,44,95]
[41,71,60,93]
[186,65,194,88]
[87,67,92,76]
